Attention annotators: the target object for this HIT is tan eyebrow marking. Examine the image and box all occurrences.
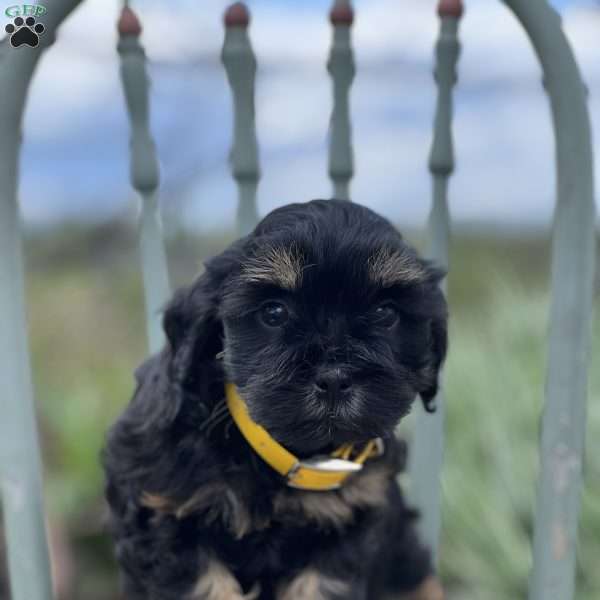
[368,247,427,287]
[241,244,305,290]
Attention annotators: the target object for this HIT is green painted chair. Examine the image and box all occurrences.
[0,1,594,599]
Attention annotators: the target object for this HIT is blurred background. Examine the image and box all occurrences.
[1,0,599,598]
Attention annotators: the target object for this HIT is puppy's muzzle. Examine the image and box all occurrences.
[314,367,352,401]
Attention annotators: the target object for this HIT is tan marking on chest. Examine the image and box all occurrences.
[273,462,391,529]
[189,559,259,600]
[141,481,264,539]
[276,568,349,600]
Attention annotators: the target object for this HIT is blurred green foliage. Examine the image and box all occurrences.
[1,222,597,599]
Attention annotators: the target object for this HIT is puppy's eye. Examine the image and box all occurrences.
[259,301,289,328]
[373,302,399,328]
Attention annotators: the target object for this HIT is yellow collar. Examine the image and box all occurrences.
[224,383,384,491]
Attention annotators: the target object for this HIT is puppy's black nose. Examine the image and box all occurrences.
[315,369,351,398]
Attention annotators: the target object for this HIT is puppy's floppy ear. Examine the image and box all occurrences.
[163,273,223,388]
[419,313,448,413]
[162,237,247,388]
[417,264,448,413]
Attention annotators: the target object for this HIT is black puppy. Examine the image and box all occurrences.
[103,199,447,600]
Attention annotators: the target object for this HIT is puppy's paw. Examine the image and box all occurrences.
[398,576,444,600]
[190,559,259,600]
[276,569,350,600]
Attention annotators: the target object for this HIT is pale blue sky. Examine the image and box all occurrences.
[8,0,600,232]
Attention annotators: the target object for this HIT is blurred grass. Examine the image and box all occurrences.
[1,221,597,599]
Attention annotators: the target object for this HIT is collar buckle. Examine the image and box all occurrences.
[286,457,364,490]
[297,456,364,473]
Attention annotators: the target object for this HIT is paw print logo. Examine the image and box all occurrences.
[5,16,45,48]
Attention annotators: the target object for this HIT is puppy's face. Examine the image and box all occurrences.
[218,201,447,454]
[166,200,447,455]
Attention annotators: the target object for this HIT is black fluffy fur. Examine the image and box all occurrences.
[103,199,448,600]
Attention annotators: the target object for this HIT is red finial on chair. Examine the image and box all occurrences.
[118,6,142,36]
[438,0,464,18]
[224,2,250,27]
[330,1,354,25]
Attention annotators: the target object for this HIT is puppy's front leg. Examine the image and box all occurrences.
[276,568,367,600]
[189,558,259,600]
[397,575,444,600]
